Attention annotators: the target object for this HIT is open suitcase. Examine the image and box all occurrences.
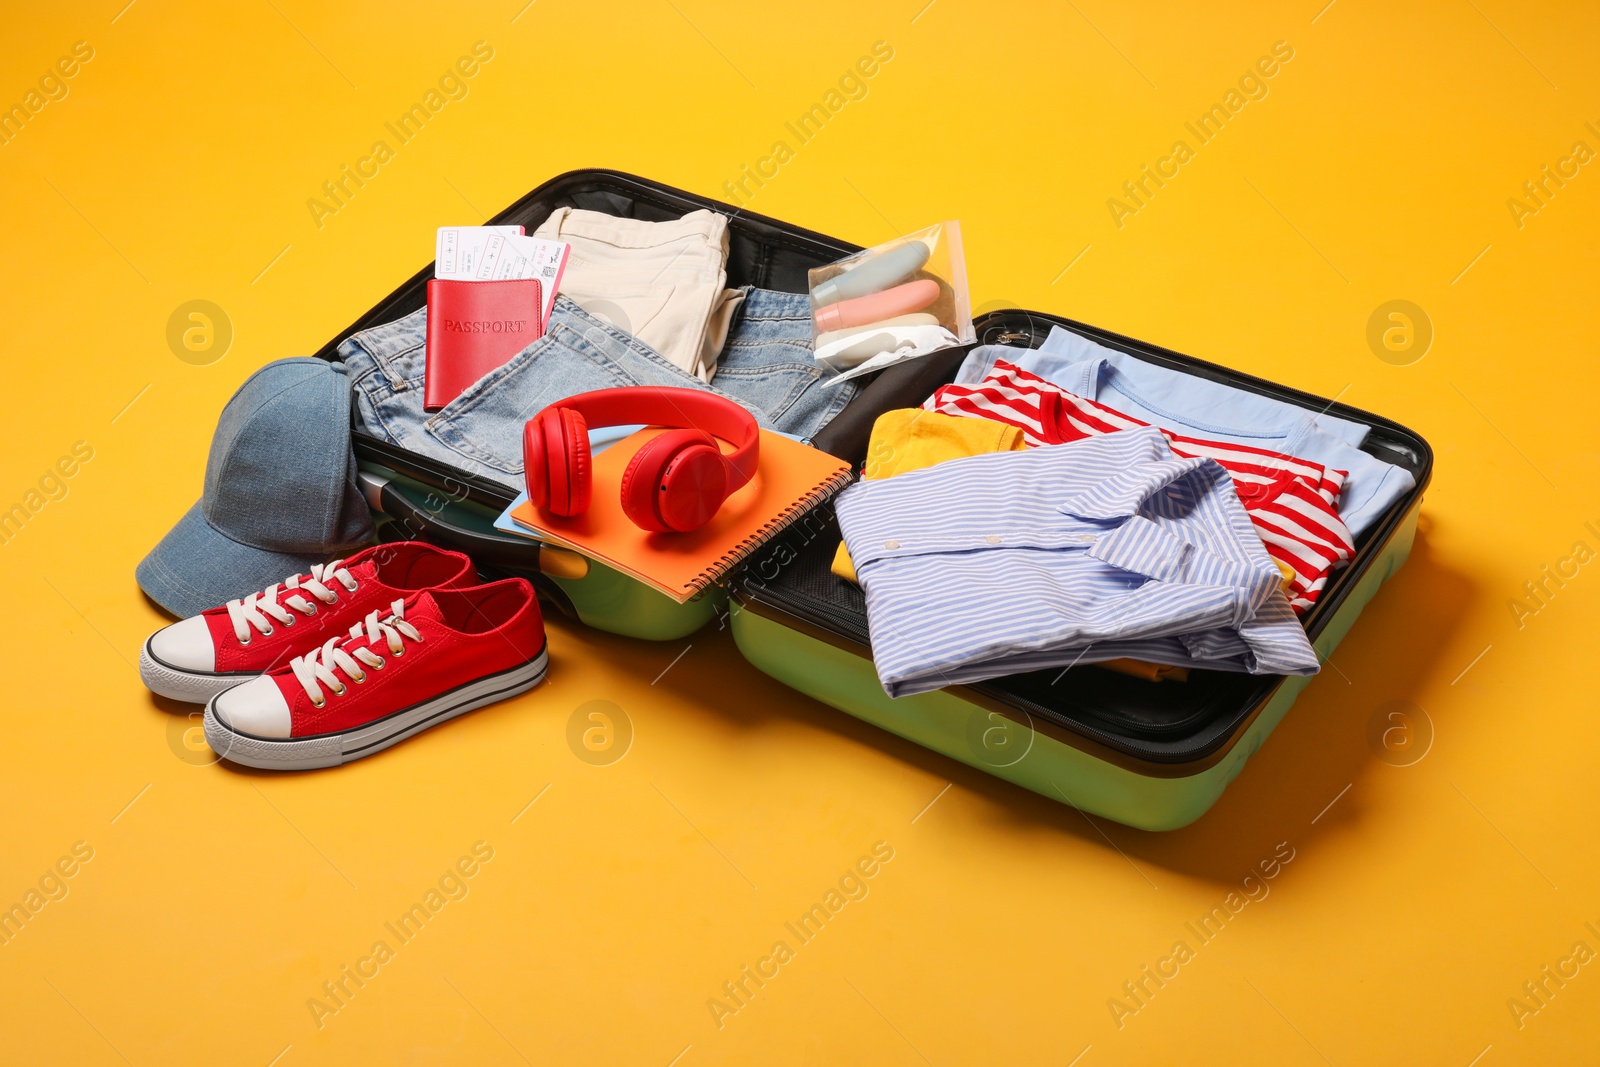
[313,169,1433,830]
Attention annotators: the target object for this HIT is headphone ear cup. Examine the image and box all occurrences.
[560,408,592,515]
[524,411,554,509]
[535,407,590,516]
[620,430,704,532]
[620,429,729,533]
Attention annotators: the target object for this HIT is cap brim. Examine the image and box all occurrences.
[136,500,335,618]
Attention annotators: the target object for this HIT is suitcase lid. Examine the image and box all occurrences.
[315,167,973,499]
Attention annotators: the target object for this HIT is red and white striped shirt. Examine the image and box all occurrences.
[925,359,1355,614]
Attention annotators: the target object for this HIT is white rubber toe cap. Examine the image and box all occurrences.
[148,615,217,673]
[213,676,293,739]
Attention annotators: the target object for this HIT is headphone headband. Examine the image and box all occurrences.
[550,387,760,484]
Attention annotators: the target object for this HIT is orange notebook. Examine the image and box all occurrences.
[510,428,853,603]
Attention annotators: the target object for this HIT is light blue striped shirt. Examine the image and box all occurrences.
[834,427,1321,697]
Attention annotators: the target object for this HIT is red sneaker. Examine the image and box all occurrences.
[139,542,476,703]
[203,578,547,769]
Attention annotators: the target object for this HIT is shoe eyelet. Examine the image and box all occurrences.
[370,658,386,671]
[331,683,347,697]
[238,636,251,647]
[392,648,405,658]
[261,625,275,637]
[283,616,295,627]
[310,695,326,708]
[351,672,367,684]
[306,603,319,615]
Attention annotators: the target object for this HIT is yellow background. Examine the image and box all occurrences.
[3,0,1598,1062]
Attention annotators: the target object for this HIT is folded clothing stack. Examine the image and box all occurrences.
[963,328,1416,538]
[342,289,857,489]
[832,328,1419,698]
[836,427,1323,698]
[344,208,861,490]
[829,409,1026,583]
[925,358,1353,614]
[534,208,744,383]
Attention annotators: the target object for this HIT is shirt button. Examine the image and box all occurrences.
[884,539,900,550]
[985,535,1001,544]
[1079,534,1096,543]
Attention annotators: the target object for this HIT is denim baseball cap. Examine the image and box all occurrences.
[137,358,374,617]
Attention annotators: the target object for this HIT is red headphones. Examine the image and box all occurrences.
[523,387,760,533]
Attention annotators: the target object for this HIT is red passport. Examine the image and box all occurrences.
[423,277,545,411]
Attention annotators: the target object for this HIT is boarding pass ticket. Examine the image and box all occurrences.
[435,225,570,324]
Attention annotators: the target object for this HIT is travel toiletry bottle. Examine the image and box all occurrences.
[810,240,931,307]
[813,278,941,333]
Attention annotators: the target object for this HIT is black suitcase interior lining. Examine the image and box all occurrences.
[732,308,1433,765]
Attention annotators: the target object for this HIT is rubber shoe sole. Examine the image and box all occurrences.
[202,649,548,770]
[139,636,261,704]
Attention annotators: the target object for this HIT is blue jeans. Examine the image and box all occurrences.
[341,288,856,487]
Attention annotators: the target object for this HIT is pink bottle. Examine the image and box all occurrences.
[813,278,940,333]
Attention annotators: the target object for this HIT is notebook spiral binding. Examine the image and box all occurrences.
[690,467,856,594]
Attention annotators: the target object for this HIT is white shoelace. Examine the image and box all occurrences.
[290,599,423,707]
[224,561,359,645]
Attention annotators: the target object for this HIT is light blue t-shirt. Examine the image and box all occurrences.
[951,328,1415,537]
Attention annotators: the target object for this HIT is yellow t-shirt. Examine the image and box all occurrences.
[831,409,1026,583]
